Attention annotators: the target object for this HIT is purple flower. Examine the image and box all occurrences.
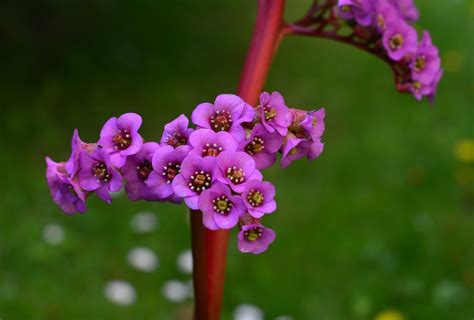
[389,0,419,22]
[98,113,144,168]
[65,129,94,176]
[373,0,400,33]
[258,91,292,136]
[77,149,123,203]
[122,142,162,201]
[46,157,86,214]
[191,94,254,141]
[237,224,276,254]
[160,114,194,149]
[409,68,443,102]
[147,145,190,203]
[188,129,238,158]
[241,180,277,218]
[240,124,282,170]
[198,183,246,230]
[280,108,325,168]
[410,31,441,85]
[382,20,418,61]
[281,138,324,168]
[215,151,263,193]
[338,0,374,26]
[172,154,217,209]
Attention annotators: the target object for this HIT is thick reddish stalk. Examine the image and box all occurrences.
[190,1,286,319]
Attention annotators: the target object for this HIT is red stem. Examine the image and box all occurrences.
[191,1,286,319]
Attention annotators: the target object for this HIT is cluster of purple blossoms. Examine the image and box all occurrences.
[46,92,325,254]
[336,0,442,101]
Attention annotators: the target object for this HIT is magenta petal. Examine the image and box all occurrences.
[110,152,126,168]
[252,153,276,170]
[184,195,199,210]
[172,174,194,197]
[100,117,118,139]
[96,186,112,204]
[117,113,142,132]
[202,211,219,230]
[257,200,277,214]
[147,172,173,198]
[109,171,123,192]
[213,212,239,229]
[121,134,143,156]
[228,124,247,142]
[214,94,245,112]
[192,103,214,128]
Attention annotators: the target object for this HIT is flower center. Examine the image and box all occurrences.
[376,14,385,30]
[112,129,132,150]
[226,166,245,184]
[93,162,111,183]
[247,189,264,207]
[411,81,422,93]
[212,196,233,215]
[162,162,181,184]
[244,227,262,242]
[342,5,351,13]
[68,184,78,197]
[289,122,307,139]
[136,160,153,181]
[188,170,211,193]
[263,106,277,122]
[210,110,232,131]
[245,137,265,155]
[202,143,223,157]
[389,33,404,50]
[414,55,426,72]
[166,132,188,148]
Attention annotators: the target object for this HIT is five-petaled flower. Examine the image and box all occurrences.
[237,224,276,254]
[147,145,190,203]
[199,183,246,230]
[258,91,292,136]
[240,124,282,170]
[160,114,194,149]
[188,129,238,158]
[215,151,263,193]
[122,142,161,201]
[192,94,254,141]
[78,148,123,203]
[382,20,418,61]
[172,154,217,210]
[46,157,87,214]
[241,180,277,219]
[98,112,144,168]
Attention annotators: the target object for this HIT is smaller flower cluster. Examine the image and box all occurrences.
[46,92,326,254]
[337,0,442,101]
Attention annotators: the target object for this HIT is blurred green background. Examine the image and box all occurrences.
[1,0,473,319]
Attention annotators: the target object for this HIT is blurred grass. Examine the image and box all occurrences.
[0,0,473,319]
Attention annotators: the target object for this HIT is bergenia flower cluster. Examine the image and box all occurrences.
[46,92,325,254]
[290,0,442,101]
[336,0,442,101]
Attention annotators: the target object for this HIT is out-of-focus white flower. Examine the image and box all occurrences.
[127,247,158,272]
[161,280,191,303]
[42,223,65,246]
[177,249,193,274]
[233,304,263,320]
[104,280,136,306]
[129,211,158,233]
